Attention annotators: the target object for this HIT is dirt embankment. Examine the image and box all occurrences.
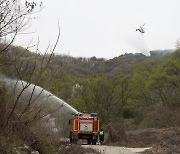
[112,127,180,154]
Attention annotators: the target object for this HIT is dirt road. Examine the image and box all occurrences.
[82,145,151,154]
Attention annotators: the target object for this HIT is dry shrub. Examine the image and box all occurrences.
[0,135,22,154]
[104,123,127,144]
[0,84,7,131]
[140,104,180,128]
[26,120,60,154]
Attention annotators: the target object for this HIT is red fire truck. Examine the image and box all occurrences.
[69,113,99,145]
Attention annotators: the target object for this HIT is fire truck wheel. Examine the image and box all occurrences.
[87,139,92,144]
[69,131,73,143]
[92,139,97,145]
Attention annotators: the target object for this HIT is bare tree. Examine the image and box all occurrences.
[0,0,42,52]
[2,23,61,135]
[0,0,64,136]
[0,1,65,153]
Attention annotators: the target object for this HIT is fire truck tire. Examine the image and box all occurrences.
[69,131,73,143]
[87,139,92,144]
[92,139,97,145]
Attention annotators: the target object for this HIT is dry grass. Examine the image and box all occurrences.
[108,127,180,154]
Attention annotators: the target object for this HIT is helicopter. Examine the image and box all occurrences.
[136,24,145,33]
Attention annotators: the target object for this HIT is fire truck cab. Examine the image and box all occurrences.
[69,113,99,145]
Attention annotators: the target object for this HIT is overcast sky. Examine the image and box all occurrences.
[14,0,180,58]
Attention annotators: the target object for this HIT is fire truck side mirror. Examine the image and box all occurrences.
[68,119,71,124]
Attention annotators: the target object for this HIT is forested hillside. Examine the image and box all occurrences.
[1,45,179,128]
